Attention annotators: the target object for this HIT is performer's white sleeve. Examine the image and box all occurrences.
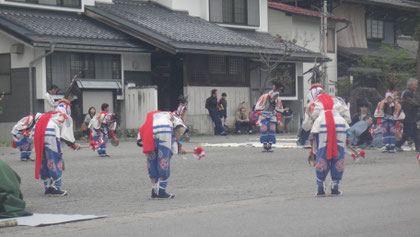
[88,115,101,130]
[310,102,323,121]
[374,102,382,118]
[302,113,313,132]
[171,141,178,155]
[334,97,351,124]
[336,105,351,124]
[11,124,19,136]
[60,116,75,143]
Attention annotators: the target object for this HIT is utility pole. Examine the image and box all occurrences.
[321,0,328,92]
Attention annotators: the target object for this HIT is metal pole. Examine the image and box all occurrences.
[322,0,328,92]
[29,44,55,114]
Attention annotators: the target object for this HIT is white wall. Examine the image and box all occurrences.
[184,86,250,134]
[0,32,34,68]
[268,10,338,100]
[124,86,158,129]
[0,122,14,142]
[82,90,114,113]
[152,0,268,32]
[258,0,268,32]
[172,0,209,19]
[0,31,46,99]
[268,9,294,39]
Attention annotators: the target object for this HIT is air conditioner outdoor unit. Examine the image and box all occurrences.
[10,43,24,54]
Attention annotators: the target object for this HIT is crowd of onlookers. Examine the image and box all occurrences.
[205,89,293,136]
[205,78,419,153]
[346,78,419,152]
[297,78,419,152]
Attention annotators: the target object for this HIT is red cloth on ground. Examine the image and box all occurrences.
[33,111,61,179]
[139,111,160,154]
[317,94,337,159]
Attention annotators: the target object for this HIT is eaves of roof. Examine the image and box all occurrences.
[171,41,326,60]
[343,0,420,11]
[268,2,348,22]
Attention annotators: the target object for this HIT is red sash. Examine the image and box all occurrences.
[139,111,160,154]
[34,111,60,179]
[318,94,337,159]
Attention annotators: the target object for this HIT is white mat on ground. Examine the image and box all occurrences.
[202,142,298,149]
[1,213,106,227]
[250,138,298,142]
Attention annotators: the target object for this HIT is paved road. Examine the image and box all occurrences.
[1,134,420,236]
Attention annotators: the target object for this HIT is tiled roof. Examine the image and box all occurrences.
[268,2,347,22]
[86,0,323,60]
[0,6,148,52]
[359,0,420,9]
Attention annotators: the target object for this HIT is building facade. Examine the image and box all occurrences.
[0,0,323,140]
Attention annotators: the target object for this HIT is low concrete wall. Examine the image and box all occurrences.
[124,86,158,129]
[0,122,14,142]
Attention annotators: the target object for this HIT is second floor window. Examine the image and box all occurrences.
[366,19,384,40]
[6,0,81,8]
[210,0,260,26]
[223,0,247,24]
[0,54,11,94]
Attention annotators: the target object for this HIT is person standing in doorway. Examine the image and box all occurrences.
[206,89,227,136]
[218,92,228,128]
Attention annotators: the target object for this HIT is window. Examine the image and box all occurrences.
[366,19,384,40]
[71,54,95,79]
[222,0,247,24]
[46,52,121,92]
[327,28,335,53]
[209,56,226,74]
[210,0,259,26]
[6,0,81,8]
[187,55,247,86]
[0,54,11,94]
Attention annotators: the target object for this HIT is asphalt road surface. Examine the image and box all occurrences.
[1,134,420,237]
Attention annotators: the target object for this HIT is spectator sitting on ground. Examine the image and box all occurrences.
[349,116,374,147]
[351,101,371,126]
[235,107,252,134]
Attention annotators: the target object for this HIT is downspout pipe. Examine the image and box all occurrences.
[337,21,350,33]
[29,43,55,115]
